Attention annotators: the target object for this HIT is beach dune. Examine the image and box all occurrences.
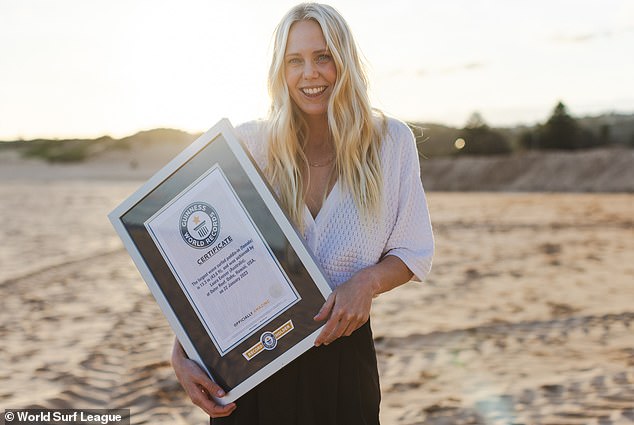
[1,161,633,423]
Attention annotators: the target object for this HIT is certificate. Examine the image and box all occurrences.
[145,165,300,356]
[109,119,332,405]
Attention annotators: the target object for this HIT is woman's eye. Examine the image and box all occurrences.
[288,57,302,65]
[316,54,331,64]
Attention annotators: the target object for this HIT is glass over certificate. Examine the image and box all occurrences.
[109,119,331,405]
[145,165,301,356]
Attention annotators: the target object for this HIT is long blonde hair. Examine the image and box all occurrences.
[266,2,385,227]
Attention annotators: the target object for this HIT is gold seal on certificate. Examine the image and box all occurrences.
[109,119,331,405]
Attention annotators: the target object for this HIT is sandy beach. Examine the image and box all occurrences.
[1,170,633,423]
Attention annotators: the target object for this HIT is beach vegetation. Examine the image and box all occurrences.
[454,112,512,155]
[520,101,603,150]
[21,139,93,163]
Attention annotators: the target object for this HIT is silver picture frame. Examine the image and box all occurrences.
[108,119,332,405]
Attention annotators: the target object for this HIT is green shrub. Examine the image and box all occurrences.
[22,140,91,163]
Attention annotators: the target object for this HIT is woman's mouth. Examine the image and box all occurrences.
[300,86,327,97]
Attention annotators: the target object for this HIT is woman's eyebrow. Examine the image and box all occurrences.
[285,49,329,57]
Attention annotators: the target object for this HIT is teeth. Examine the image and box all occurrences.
[302,86,326,95]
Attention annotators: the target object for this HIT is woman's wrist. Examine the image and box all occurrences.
[355,266,382,298]
[172,338,187,365]
[359,255,414,298]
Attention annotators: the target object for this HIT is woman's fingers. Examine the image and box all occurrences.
[314,293,337,346]
[315,316,340,346]
[189,384,236,417]
[180,361,237,417]
[322,317,348,345]
[313,277,373,346]
[187,383,229,415]
[313,292,336,322]
[187,361,225,397]
[172,339,236,418]
[315,306,365,346]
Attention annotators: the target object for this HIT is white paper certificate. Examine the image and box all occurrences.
[145,165,301,356]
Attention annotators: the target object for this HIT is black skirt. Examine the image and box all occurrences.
[211,320,381,425]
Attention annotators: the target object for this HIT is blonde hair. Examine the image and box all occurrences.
[266,2,385,227]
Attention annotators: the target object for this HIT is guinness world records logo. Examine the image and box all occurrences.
[180,202,220,249]
[260,331,277,350]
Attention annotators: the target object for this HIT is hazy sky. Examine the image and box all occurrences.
[1,0,633,140]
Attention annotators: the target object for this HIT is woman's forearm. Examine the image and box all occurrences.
[360,254,414,297]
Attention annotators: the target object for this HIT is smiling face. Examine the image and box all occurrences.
[284,20,337,119]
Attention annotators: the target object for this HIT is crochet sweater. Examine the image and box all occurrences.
[235,117,434,289]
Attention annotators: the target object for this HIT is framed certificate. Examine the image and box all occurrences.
[109,119,332,405]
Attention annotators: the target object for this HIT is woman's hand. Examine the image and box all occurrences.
[313,255,414,346]
[313,267,378,346]
[171,338,237,418]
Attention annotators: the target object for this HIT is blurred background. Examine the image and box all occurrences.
[1,0,633,140]
[1,1,633,424]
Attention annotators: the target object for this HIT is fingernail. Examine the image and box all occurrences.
[217,389,225,397]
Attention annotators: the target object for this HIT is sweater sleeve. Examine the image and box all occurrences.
[383,120,434,282]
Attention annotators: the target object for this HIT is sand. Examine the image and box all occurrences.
[1,173,633,423]
[375,193,634,424]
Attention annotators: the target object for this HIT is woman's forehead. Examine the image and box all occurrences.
[285,20,327,54]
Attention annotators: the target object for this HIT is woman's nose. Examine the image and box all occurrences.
[302,62,318,79]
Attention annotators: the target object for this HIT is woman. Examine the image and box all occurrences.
[171,3,433,424]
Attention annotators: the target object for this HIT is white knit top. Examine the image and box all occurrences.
[235,117,434,289]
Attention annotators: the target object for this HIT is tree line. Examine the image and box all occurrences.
[412,101,634,157]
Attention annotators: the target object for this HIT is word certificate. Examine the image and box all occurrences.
[145,165,300,355]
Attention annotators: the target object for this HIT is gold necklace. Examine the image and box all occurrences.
[308,155,335,167]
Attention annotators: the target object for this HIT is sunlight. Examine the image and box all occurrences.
[0,0,632,139]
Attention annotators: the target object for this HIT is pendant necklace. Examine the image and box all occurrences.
[308,154,335,167]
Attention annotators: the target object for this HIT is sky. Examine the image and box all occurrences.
[1,0,633,140]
